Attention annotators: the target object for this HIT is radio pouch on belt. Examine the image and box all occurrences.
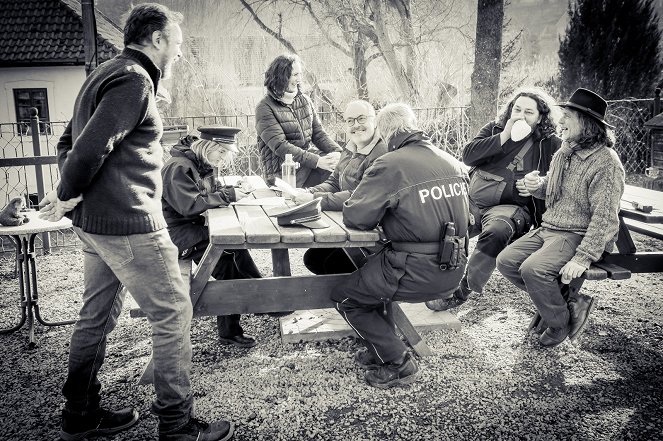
[437,222,461,271]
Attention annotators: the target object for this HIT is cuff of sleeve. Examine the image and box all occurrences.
[228,187,237,202]
[57,183,77,202]
[571,255,592,269]
[303,153,320,169]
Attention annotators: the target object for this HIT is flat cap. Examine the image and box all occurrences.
[268,198,328,229]
[198,126,241,152]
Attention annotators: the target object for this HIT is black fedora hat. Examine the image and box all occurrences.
[558,88,614,128]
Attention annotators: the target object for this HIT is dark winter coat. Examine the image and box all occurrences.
[256,90,341,187]
[161,142,236,252]
[309,134,388,211]
[342,131,470,300]
[463,121,561,227]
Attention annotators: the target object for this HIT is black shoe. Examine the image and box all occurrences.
[364,353,419,389]
[218,334,257,348]
[60,407,139,441]
[159,417,234,441]
[354,348,381,369]
[425,277,472,311]
[527,313,548,335]
[539,326,570,347]
[568,294,596,341]
[267,311,294,318]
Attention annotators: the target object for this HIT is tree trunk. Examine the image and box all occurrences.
[368,0,419,103]
[469,0,504,137]
[353,37,369,100]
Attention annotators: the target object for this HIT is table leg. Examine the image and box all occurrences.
[271,249,291,276]
[0,235,28,335]
[26,233,76,327]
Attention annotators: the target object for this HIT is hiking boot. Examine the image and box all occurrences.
[539,326,570,347]
[354,348,381,369]
[425,277,472,311]
[527,313,548,335]
[218,334,257,348]
[568,294,596,341]
[159,417,234,441]
[60,407,139,441]
[364,353,419,389]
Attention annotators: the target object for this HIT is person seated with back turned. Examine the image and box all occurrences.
[427,87,561,312]
[161,126,260,348]
[256,54,342,188]
[292,99,388,274]
[496,88,625,347]
[331,103,470,389]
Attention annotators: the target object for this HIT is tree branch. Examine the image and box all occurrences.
[302,0,351,57]
[238,0,298,53]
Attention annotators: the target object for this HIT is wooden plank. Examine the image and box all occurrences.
[623,217,663,240]
[602,251,663,273]
[312,212,349,243]
[193,275,346,315]
[234,205,280,244]
[207,207,245,245]
[325,210,380,242]
[263,205,315,244]
[272,249,291,277]
[592,262,631,280]
[582,266,608,281]
[190,244,224,307]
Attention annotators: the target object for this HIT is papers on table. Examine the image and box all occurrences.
[231,197,286,206]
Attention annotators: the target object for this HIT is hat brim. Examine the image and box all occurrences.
[298,218,329,229]
[558,103,615,129]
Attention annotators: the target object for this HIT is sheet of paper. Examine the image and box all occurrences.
[231,197,286,206]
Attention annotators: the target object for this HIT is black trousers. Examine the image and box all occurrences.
[186,243,262,337]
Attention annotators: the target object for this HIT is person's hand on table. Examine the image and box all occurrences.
[293,190,314,205]
[559,260,586,284]
[38,190,82,222]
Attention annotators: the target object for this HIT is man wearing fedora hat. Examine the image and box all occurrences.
[162,126,262,349]
[497,88,625,347]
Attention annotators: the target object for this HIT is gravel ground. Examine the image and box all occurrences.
[0,234,661,441]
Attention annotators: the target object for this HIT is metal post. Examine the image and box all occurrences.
[655,87,661,117]
[29,107,51,253]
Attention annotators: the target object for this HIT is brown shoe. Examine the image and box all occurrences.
[539,326,570,347]
[568,294,596,341]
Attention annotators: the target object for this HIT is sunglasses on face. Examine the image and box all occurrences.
[345,115,373,126]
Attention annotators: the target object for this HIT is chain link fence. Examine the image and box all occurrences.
[0,100,654,254]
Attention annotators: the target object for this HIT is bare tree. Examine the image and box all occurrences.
[468,0,504,136]
[239,0,466,104]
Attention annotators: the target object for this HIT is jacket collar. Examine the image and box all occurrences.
[170,143,212,174]
[267,87,302,106]
[345,131,382,155]
[387,130,430,151]
[120,48,161,93]
[574,143,605,160]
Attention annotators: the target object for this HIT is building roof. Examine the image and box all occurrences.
[0,0,124,67]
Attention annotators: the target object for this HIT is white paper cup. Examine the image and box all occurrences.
[511,119,532,142]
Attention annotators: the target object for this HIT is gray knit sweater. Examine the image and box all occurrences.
[532,143,625,268]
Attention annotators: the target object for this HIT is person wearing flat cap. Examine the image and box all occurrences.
[497,88,625,347]
[161,125,261,348]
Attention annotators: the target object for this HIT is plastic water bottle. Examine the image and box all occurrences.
[281,154,298,198]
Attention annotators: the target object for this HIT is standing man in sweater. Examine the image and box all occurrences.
[39,4,234,441]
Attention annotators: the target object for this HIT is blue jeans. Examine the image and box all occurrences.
[496,227,583,328]
[63,227,193,432]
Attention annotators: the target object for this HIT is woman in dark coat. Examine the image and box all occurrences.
[161,128,260,348]
[256,54,342,187]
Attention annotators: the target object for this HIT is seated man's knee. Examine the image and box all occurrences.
[519,258,552,282]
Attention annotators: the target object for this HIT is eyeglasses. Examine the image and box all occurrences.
[344,115,373,126]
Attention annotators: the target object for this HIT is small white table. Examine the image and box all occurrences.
[0,211,75,347]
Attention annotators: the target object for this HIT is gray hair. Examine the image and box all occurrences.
[344,99,376,116]
[376,103,418,143]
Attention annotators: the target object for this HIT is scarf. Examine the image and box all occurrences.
[545,141,581,207]
[280,89,297,105]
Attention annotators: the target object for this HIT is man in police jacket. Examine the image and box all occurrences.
[331,103,470,389]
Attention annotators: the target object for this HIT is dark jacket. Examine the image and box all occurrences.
[309,135,388,211]
[56,48,166,235]
[343,131,470,299]
[256,90,341,187]
[161,142,236,252]
[463,121,561,227]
